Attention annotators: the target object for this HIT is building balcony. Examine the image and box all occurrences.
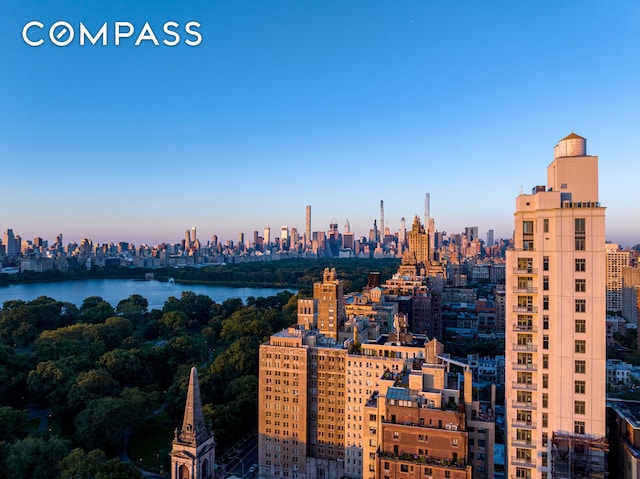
[513,267,538,275]
[511,401,537,410]
[512,324,538,333]
[512,306,538,313]
[513,343,538,352]
[513,363,537,372]
[377,450,467,470]
[512,381,537,391]
[511,456,537,468]
[513,287,538,294]
[511,439,536,449]
[511,419,537,429]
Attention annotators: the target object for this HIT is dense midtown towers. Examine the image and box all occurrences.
[505,133,607,479]
[170,367,216,479]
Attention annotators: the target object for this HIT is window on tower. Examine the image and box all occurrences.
[523,221,534,250]
[575,218,586,250]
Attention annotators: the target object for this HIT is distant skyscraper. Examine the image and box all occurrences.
[264,226,271,247]
[428,218,436,261]
[464,226,479,242]
[191,226,197,243]
[505,133,607,479]
[370,219,379,243]
[184,229,191,248]
[343,220,354,251]
[398,217,406,246]
[487,229,495,246]
[306,205,311,247]
[379,200,384,241]
[424,193,430,231]
[3,229,17,257]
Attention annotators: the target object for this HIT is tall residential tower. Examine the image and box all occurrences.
[505,133,607,479]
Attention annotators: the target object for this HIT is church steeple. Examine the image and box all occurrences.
[170,367,216,479]
[179,367,208,445]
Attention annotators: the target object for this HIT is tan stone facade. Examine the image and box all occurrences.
[314,267,346,340]
[259,329,310,478]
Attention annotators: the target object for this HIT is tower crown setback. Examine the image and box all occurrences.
[547,132,598,203]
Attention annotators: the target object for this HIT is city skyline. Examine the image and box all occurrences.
[2,1,639,246]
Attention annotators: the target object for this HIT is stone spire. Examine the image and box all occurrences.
[179,367,208,445]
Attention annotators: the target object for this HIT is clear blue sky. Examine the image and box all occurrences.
[1,1,639,247]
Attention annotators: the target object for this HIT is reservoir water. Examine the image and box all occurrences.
[0,279,293,310]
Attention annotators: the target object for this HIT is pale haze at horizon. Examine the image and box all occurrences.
[1,1,639,247]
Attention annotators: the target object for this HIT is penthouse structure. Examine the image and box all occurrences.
[505,133,608,478]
